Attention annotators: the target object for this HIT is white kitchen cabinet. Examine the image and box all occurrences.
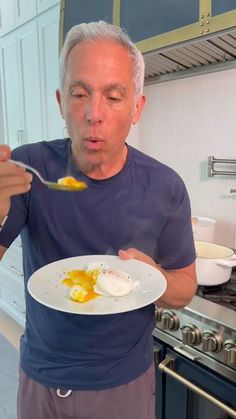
[0,32,22,148]
[0,0,37,36]
[0,238,25,327]
[17,20,43,143]
[15,0,37,27]
[0,0,15,36]
[0,78,5,144]
[37,0,59,15]
[38,4,64,140]
[0,19,43,148]
[0,3,63,325]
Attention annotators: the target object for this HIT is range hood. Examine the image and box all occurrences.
[59,0,236,84]
[144,28,236,84]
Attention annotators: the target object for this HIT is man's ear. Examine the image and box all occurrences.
[56,89,64,119]
[131,95,146,125]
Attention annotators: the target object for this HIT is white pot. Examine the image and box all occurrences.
[194,241,236,286]
[192,216,216,242]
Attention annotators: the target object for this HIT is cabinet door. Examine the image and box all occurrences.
[120,0,199,43]
[0,77,5,144]
[38,5,64,140]
[0,0,15,36]
[37,0,59,15]
[62,0,114,41]
[17,20,43,143]
[0,266,25,327]
[15,0,37,27]
[0,32,22,149]
[212,0,236,16]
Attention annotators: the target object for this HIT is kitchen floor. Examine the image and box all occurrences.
[0,308,22,350]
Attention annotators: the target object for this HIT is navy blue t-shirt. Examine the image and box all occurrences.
[0,139,195,390]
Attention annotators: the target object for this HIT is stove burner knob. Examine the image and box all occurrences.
[155,307,163,322]
[202,331,222,353]
[182,324,201,346]
[160,311,179,331]
[223,341,236,365]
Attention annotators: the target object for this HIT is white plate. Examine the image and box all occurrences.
[27,255,167,315]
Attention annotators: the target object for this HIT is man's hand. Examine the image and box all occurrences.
[0,145,32,221]
[119,247,197,308]
[118,248,158,268]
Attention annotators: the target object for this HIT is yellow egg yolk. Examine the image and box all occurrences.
[62,269,100,303]
[57,176,87,190]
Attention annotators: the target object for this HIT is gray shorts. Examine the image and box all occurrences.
[17,363,156,419]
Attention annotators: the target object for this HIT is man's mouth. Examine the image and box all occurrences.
[83,137,104,150]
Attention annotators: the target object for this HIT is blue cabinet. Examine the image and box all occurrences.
[120,0,199,43]
[60,0,236,54]
[62,0,114,39]
[212,0,236,16]
[125,0,236,54]
[153,339,236,419]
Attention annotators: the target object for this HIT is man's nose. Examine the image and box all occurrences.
[85,97,103,125]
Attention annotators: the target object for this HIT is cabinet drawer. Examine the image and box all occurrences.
[0,266,26,326]
[0,282,26,314]
[1,243,23,277]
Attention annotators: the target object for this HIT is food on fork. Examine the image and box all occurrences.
[62,261,139,303]
[57,176,87,190]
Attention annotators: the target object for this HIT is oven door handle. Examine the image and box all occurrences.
[159,356,236,418]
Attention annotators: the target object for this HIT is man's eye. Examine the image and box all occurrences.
[108,96,121,102]
[71,91,87,98]
[74,94,86,98]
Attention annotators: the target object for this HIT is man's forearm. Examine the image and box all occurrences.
[156,263,197,308]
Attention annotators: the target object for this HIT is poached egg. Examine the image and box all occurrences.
[62,260,139,303]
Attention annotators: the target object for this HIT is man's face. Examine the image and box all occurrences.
[57,39,145,176]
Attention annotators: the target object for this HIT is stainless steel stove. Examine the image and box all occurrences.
[153,271,236,418]
[197,271,236,311]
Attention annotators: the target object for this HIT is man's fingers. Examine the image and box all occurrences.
[0,184,31,199]
[0,145,11,161]
[0,161,33,199]
[0,160,27,175]
[0,171,33,198]
[0,172,32,187]
[118,249,136,260]
[118,248,157,268]
[0,147,32,213]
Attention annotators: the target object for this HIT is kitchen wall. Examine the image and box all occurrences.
[128,68,236,248]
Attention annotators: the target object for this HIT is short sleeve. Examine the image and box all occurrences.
[0,194,28,248]
[156,176,196,270]
[0,148,30,248]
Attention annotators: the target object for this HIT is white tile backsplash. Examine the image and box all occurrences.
[134,68,236,248]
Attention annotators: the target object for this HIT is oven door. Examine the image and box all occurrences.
[153,340,236,419]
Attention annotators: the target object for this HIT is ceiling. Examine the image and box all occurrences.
[144,28,236,83]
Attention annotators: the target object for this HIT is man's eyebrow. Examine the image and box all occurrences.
[104,83,127,95]
[69,80,91,91]
[69,81,127,95]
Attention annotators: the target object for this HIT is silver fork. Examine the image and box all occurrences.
[8,159,87,192]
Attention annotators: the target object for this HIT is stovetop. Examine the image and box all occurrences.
[154,271,236,380]
[184,269,236,331]
[197,271,236,311]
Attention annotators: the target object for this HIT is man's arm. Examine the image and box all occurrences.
[119,248,197,308]
[0,144,32,219]
[154,262,197,308]
[0,145,32,255]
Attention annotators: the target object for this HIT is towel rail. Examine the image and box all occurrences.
[208,156,236,177]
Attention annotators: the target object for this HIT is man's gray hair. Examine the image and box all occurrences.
[59,20,145,101]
